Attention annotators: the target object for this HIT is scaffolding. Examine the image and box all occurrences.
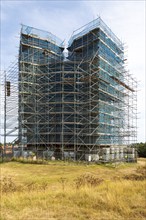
[3,17,137,161]
[1,61,19,155]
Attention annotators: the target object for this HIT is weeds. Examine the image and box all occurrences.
[0,176,49,194]
[59,177,68,191]
[0,176,17,193]
[124,164,146,181]
[74,174,103,189]
[11,157,49,165]
[1,159,146,220]
[137,164,146,176]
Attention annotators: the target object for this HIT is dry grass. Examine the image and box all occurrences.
[0,158,146,220]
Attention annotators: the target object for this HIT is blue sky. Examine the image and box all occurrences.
[0,0,145,142]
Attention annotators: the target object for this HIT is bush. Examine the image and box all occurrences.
[0,176,17,193]
[74,174,103,189]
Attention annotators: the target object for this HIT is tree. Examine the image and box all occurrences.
[131,143,146,158]
[137,143,146,158]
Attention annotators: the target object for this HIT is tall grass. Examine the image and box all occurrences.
[0,160,146,220]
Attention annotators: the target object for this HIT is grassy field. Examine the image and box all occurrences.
[0,158,146,220]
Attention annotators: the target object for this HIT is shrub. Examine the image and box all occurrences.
[131,143,146,158]
[74,174,103,189]
[0,176,17,193]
